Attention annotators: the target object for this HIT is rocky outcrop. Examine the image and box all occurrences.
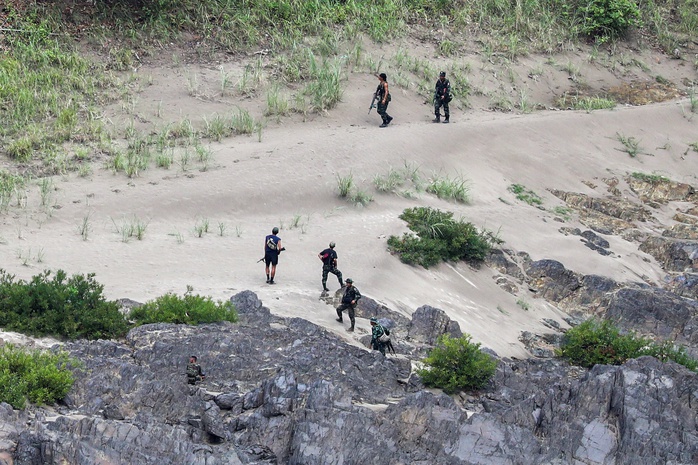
[627,176,695,203]
[639,236,698,272]
[406,305,463,345]
[1,296,696,465]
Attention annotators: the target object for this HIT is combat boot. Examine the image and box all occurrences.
[443,116,449,123]
[432,115,440,123]
[347,325,354,332]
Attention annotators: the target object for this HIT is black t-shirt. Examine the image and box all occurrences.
[319,248,337,266]
[265,234,281,254]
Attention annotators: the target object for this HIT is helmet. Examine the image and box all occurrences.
[370,317,377,324]
[272,227,279,234]
[329,241,336,248]
[345,278,353,284]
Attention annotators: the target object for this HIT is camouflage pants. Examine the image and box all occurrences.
[372,339,386,355]
[322,265,343,288]
[377,101,391,124]
[434,98,449,118]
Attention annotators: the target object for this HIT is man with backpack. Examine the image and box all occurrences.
[264,227,282,284]
[369,317,390,356]
[336,278,361,332]
[318,241,343,292]
[433,71,451,123]
[186,355,205,385]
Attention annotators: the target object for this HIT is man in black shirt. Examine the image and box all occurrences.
[318,241,343,292]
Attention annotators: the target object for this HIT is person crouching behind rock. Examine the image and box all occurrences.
[336,278,361,332]
[187,355,205,385]
[370,317,388,356]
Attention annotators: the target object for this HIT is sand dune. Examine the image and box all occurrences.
[2,56,697,358]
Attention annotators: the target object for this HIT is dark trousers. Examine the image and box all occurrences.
[336,303,356,327]
[434,99,449,118]
[322,266,343,288]
[371,339,386,355]
[377,101,391,124]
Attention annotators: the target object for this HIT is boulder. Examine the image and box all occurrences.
[407,305,462,345]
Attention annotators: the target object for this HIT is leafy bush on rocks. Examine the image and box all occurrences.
[387,207,497,268]
[558,319,698,371]
[417,334,497,393]
[129,287,238,325]
[0,344,77,409]
[0,269,129,340]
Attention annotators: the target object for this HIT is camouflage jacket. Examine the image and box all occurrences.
[341,285,361,304]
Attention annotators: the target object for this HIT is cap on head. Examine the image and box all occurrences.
[370,317,377,324]
[190,355,197,362]
[379,72,387,80]
[272,227,279,234]
[345,278,353,284]
[439,71,446,77]
[329,241,336,248]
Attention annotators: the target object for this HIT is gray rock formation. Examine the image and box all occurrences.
[0,287,695,464]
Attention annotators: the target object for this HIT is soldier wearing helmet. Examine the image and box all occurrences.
[318,241,343,292]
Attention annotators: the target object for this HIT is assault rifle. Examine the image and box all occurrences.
[257,247,286,262]
[368,93,377,114]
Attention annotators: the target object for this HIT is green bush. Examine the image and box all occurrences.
[129,287,238,325]
[0,344,77,409]
[387,207,497,268]
[558,319,698,371]
[579,0,643,40]
[417,334,497,393]
[0,269,129,340]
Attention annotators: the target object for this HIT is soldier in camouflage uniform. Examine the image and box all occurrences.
[186,355,205,385]
[433,71,451,123]
[370,317,387,355]
[336,278,361,332]
[318,241,343,292]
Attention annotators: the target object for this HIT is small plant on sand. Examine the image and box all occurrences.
[350,190,374,207]
[129,286,238,325]
[373,168,405,193]
[387,207,497,268]
[426,175,470,203]
[516,298,530,311]
[336,172,354,198]
[508,184,543,206]
[194,218,210,238]
[217,222,226,236]
[416,334,497,393]
[78,213,92,241]
[552,206,573,221]
[615,133,644,157]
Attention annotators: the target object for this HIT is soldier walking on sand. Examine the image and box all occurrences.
[264,227,282,284]
[336,278,361,332]
[433,71,451,123]
[374,73,393,128]
[318,241,343,292]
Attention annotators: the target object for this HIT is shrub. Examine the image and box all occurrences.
[387,207,497,267]
[558,319,698,372]
[417,334,497,393]
[129,287,238,325]
[0,344,77,409]
[579,0,643,41]
[0,269,129,340]
[557,319,649,367]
